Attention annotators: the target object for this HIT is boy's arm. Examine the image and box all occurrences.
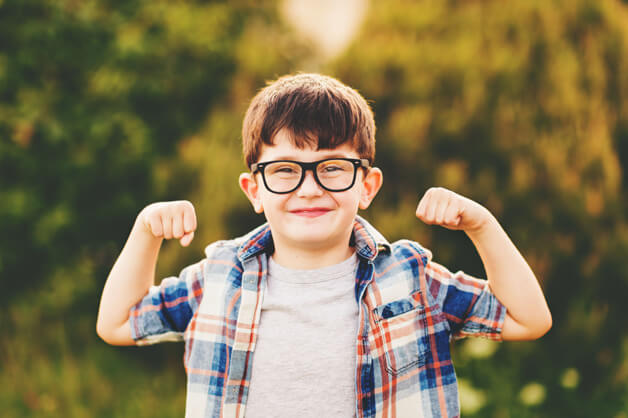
[96,201,197,345]
[416,187,552,341]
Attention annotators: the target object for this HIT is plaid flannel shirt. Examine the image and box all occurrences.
[130,216,505,418]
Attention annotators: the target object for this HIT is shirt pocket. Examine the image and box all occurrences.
[372,290,429,375]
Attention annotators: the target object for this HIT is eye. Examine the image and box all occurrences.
[322,165,343,172]
[276,167,297,173]
[267,162,300,175]
[318,160,352,174]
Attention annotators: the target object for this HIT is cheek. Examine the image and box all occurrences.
[261,193,290,212]
[334,189,362,210]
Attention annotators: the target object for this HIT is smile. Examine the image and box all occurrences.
[289,208,331,218]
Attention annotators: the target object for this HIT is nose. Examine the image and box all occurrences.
[295,169,323,197]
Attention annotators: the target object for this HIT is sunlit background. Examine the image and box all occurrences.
[2,0,628,416]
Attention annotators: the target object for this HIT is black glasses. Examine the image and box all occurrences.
[250,158,370,194]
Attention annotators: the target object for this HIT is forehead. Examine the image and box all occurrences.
[258,129,360,162]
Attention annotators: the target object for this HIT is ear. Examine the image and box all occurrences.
[239,172,264,214]
[359,167,383,210]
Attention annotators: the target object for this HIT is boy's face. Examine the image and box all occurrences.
[239,129,382,253]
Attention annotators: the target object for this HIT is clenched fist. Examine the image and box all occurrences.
[416,187,493,233]
[138,201,197,246]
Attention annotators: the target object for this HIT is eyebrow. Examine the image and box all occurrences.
[266,153,354,161]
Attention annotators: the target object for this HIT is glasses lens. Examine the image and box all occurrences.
[316,159,355,190]
[264,161,302,192]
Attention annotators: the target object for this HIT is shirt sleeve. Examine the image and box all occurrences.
[129,259,205,345]
[425,260,506,341]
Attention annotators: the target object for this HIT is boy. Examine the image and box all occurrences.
[97,73,552,418]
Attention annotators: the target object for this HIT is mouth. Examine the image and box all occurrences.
[289,208,332,218]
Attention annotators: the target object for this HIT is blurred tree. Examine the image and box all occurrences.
[0,0,241,300]
[330,0,628,416]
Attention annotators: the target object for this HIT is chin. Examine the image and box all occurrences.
[282,228,334,244]
[289,231,331,243]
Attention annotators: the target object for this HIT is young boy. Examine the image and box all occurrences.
[97,73,552,418]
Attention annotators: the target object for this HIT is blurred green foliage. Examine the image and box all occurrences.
[1,0,628,417]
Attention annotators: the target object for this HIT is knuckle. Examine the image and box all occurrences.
[163,200,177,210]
[144,207,157,219]
[160,211,171,223]
[176,200,190,210]
[144,212,155,223]
[436,187,450,198]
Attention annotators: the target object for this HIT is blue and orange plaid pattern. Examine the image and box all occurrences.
[130,216,505,418]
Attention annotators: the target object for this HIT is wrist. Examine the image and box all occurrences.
[464,210,499,240]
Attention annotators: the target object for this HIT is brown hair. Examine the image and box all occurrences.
[242,73,375,167]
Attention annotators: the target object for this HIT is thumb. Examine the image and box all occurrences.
[179,231,195,247]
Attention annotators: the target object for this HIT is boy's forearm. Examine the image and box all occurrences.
[466,215,552,340]
[96,218,163,345]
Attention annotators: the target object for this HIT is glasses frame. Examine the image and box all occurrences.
[250,158,371,194]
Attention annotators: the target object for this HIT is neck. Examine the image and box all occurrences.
[271,239,355,270]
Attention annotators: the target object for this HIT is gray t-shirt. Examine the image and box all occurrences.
[245,253,360,418]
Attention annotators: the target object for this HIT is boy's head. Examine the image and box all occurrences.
[239,74,382,258]
[241,73,376,168]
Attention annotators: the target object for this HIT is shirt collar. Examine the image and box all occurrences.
[351,215,390,260]
[236,215,390,262]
